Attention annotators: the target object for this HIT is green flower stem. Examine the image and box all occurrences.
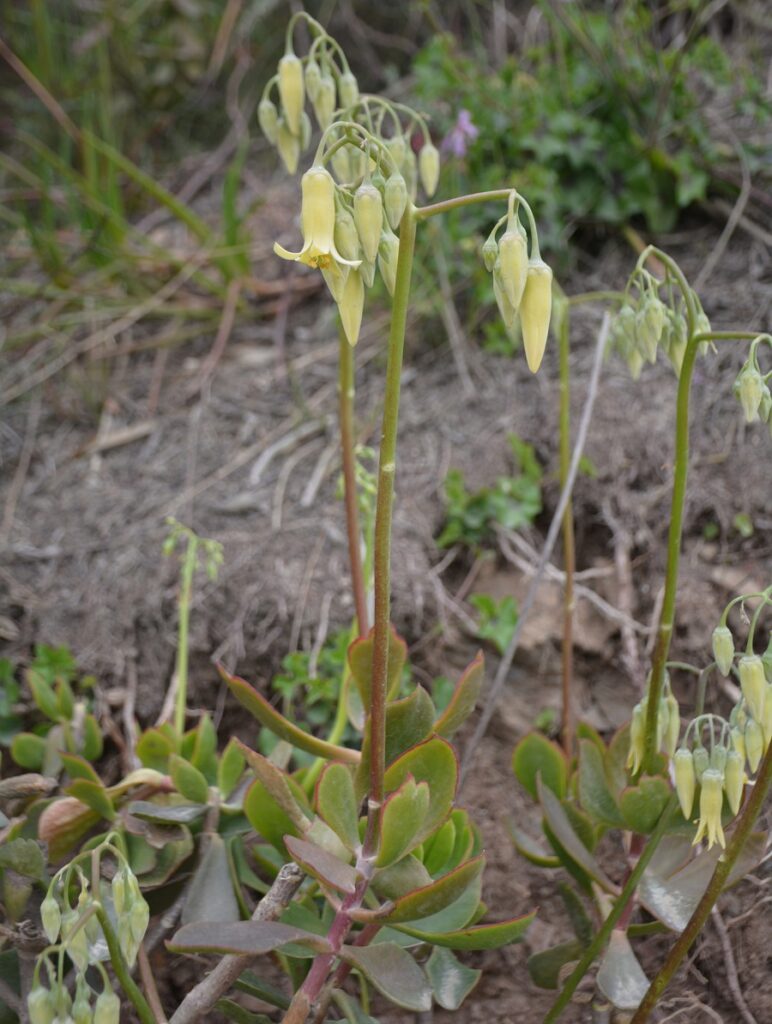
[339,333,368,636]
[364,204,416,853]
[415,188,514,221]
[630,741,772,1023]
[544,794,677,1024]
[558,303,575,759]
[94,904,156,1024]
[174,536,198,739]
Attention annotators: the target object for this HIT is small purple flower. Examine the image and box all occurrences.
[441,109,479,159]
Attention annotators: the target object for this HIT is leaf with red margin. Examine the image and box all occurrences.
[434,652,484,739]
[374,855,485,923]
[168,920,332,956]
[219,666,359,763]
[284,835,358,894]
[348,625,408,705]
[393,907,537,949]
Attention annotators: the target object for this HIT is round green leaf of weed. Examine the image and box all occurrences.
[512,733,567,801]
[619,776,671,834]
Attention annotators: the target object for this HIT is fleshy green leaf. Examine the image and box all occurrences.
[426,946,480,1010]
[422,818,456,876]
[65,780,115,822]
[81,714,103,762]
[372,856,432,902]
[220,667,359,763]
[538,778,615,892]
[136,727,177,772]
[237,744,312,834]
[135,828,194,887]
[243,777,309,858]
[528,940,583,989]
[339,942,431,1012]
[181,834,241,926]
[284,836,357,894]
[375,855,485,924]
[10,732,46,771]
[128,800,206,825]
[434,652,484,739]
[512,733,567,800]
[376,776,431,868]
[169,754,210,805]
[218,739,246,799]
[348,625,407,705]
[27,670,60,721]
[382,737,458,847]
[578,740,623,827]
[356,687,436,800]
[559,882,593,945]
[60,753,101,786]
[316,762,360,851]
[393,908,536,950]
[508,823,561,868]
[0,839,46,880]
[596,930,649,1010]
[619,775,671,834]
[169,921,333,956]
[190,714,218,784]
[38,797,100,861]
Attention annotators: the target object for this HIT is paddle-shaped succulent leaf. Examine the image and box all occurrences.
[348,625,407,705]
[169,921,332,957]
[376,776,431,868]
[382,737,458,847]
[315,762,361,851]
[512,733,568,800]
[284,836,357,894]
[433,652,484,739]
[339,943,431,1012]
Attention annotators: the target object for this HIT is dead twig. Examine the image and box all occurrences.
[710,906,758,1024]
[169,863,304,1024]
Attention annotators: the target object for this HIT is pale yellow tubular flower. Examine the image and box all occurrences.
[520,258,553,373]
[498,228,528,310]
[673,748,695,819]
[724,750,745,815]
[274,166,362,271]
[692,768,725,850]
[739,655,766,724]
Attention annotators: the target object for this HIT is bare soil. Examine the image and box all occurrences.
[1,165,771,1022]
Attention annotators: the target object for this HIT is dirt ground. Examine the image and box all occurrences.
[1,155,771,1022]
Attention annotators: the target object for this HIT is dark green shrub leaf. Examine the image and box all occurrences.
[538,779,615,892]
[558,883,593,945]
[243,775,310,857]
[512,733,567,801]
[218,739,246,799]
[426,946,480,1010]
[27,670,60,721]
[136,727,177,772]
[372,855,432,901]
[596,930,649,1010]
[339,942,431,1012]
[190,714,218,783]
[356,686,436,800]
[422,818,456,876]
[0,838,46,880]
[508,823,560,868]
[81,714,103,761]
[128,800,207,825]
[394,908,536,950]
[10,732,46,771]
[60,752,101,785]
[376,855,485,924]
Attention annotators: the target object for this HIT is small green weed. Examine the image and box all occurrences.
[438,434,542,549]
[470,594,519,656]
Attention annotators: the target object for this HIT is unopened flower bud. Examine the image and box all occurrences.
[482,233,498,273]
[492,260,518,337]
[692,744,709,782]
[636,297,664,362]
[129,894,150,944]
[334,206,360,263]
[312,76,336,130]
[40,894,61,944]
[300,111,312,151]
[626,702,646,775]
[338,71,359,109]
[498,228,528,310]
[27,988,56,1024]
[61,909,89,972]
[710,744,727,774]
[730,725,746,761]
[724,750,745,815]
[353,183,383,263]
[384,172,408,229]
[94,989,120,1024]
[627,347,644,380]
[763,684,772,750]
[378,229,399,296]
[386,134,406,169]
[740,655,766,723]
[418,142,440,197]
[304,58,322,102]
[73,975,91,1024]
[275,119,300,174]
[736,367,764,422]
[693,768,725,849]
[674,748,696,819]
[338,268,365,347]
[665,693,680,757]
[712,625,735,676]
[520,259,552,373]
[257,98,279,144]
[745,719,763,774]
[278,54,304,137]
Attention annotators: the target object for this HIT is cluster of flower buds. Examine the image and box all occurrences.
[482,195,552,373]
[733,336,772,436]
[112,862,150,967]
[610,269,711,379]
[626,672,680,774]
[28,975,120,1024]
[261,19,445,346]
[673,718,746,850]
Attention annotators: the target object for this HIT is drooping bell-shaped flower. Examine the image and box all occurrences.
[520,258,552,373]
[739,655,766,724]
[274,166,362,271]
[711,625,735,676]
[674,748,696,819]
[692,768,725,850]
